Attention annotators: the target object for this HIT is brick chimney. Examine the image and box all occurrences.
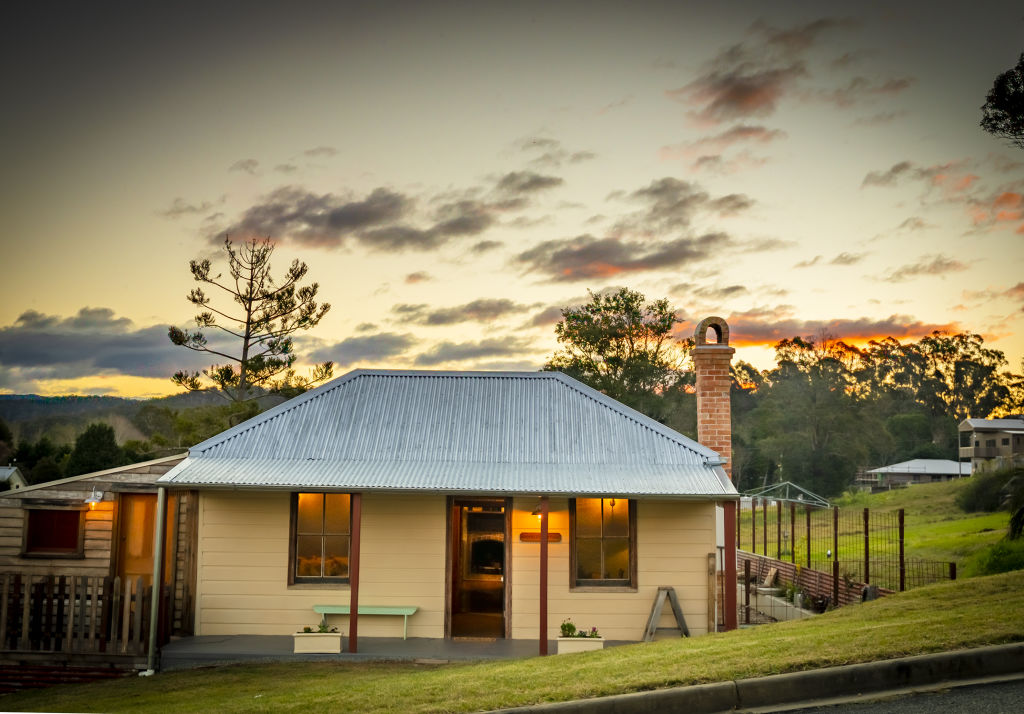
[693,316,738,631]
[692,316,735,479]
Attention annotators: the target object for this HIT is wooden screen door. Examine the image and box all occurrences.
[116,493,175,587]
[449,499,509,638]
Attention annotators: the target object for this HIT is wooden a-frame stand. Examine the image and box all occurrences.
[643,586,690,641]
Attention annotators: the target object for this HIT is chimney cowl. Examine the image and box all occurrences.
[693,316,730,347]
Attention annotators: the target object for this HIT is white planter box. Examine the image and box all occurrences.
[293,632,343,654]
[556,637,604,654]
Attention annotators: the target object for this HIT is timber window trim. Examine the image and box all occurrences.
[569,498,637,590]
[288,492,352,585]
[22,506,86,558]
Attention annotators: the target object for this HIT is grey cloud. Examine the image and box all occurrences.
[159,197,215,219]
[471,240,503,254]
[898,217,930,231]
[515,233,731,282]
[527,305,565,328]
[853,111,908,126]
[519,137,596,168]
[355,322,378,333]
[495,171,564,195]
[668,65,808,123]
[619,177,753,235]
[830,252,865,265]
[307,332,415,367]
[393,299,531,326]
[304,146,338,158]
[404,271,432,284]
[0,309,216,384]
[229,158,259,175]
[795,255,822,268]
[217,186,411,248]
[661,125,787,159]
[275,163,298,174]
[861,161,915,187]
[811,76,914,108]
[414,337,535,366]
[880,254,969,283]
[667,18,854,123]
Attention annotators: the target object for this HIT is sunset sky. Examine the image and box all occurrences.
[1,1,1022,398]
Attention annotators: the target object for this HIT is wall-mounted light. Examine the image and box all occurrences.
[84,487,104,510]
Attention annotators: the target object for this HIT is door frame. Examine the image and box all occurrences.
[444,496,512,639]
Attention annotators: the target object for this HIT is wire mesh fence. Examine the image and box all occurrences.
[736,500,955,608]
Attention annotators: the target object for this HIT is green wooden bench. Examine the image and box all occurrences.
[313,605,418,640]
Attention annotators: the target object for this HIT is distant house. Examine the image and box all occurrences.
[0,466,28,491]
[158,368,738,643]
[959,417,1024,473]
[857,459,971,493]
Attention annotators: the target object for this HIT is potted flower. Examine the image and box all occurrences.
[293,622,343,653]
[556,618,604,654]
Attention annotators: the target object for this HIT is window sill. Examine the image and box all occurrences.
[570,586,638,593]
[288,582,351,590]
[20,552,85,560]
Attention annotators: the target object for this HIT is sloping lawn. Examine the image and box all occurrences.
[4,570,1024,713]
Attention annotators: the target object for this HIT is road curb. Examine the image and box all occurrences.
[498,642,1024,713]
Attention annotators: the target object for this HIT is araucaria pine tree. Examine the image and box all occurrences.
[168,236,332,402]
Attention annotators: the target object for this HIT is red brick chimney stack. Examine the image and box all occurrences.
[692,316,738,631]
[692,316,735,479]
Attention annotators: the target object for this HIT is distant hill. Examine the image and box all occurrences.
[0,390,278,444]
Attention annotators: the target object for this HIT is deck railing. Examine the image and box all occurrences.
[0,574,171,656]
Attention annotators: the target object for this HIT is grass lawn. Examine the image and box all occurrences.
[4,569,1024,713]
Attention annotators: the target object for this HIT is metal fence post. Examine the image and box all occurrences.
[806,507,811,568]
[898,509,905,592]
[762,499,768,557]
[949,562,957,581]
[776,500,782,560]
[744,559,751,625]
[789,503,796,564]
[863,508,870,586]
[751,498,756,554]
[832,507,839,606]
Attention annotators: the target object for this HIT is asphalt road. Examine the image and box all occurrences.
[783,678,1024,713]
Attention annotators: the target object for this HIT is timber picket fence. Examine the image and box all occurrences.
[0,574,171,656]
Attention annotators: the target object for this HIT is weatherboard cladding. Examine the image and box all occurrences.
[160,370,734,497]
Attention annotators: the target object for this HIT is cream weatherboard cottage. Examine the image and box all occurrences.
[158,367,739,649]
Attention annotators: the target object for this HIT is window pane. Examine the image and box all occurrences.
[295,535,322,577]
[603,499,628,537]
[604,538,630,580]
[323,536,349,577]
[324,494,350,534]
[576,538,602,580]
[26,510,81,553]
[576,498,601,537]
[296,493,323,533]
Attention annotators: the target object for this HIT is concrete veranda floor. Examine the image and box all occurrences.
[160,635,631,671]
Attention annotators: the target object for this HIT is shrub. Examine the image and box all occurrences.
[956,468,1018,512]
[964,538,1024,576]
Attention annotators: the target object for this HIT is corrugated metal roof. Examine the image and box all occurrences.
[961,418,1024,430]
[867,459,971,476]
[160,369,735,498]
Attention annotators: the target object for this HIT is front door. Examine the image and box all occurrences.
[116,493,175,588]
[449,499,508,638]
